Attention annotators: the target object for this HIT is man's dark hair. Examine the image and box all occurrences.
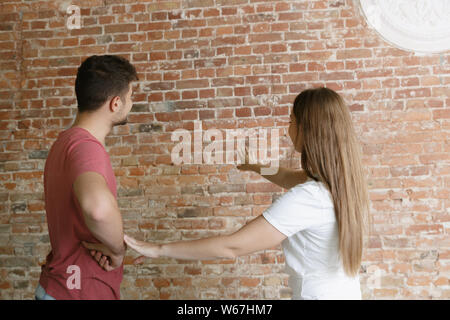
[75,55,138,112]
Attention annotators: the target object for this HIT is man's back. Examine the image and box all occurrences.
[39,127,122,299]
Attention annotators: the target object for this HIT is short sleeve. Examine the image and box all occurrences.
[262,183,330,237]
[67,139,111,186]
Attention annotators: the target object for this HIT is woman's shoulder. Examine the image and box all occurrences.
[290,179,333,205]
[291,178,326,192]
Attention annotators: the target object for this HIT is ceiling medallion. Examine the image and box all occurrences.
[360,0,450,54]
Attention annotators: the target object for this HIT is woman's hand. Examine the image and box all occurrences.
[124,234,161,265]
[236,146,260,173]
[81,241,125,271]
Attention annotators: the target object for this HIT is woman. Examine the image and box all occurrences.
[84,87,370,300]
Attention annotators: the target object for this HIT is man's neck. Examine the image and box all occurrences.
[71,112,111,146]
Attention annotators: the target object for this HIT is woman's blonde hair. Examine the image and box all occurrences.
[293,87,370,277]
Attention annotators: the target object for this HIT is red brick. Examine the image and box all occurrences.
[104,24,136,33]
[176,79,209,89]
[433,109,450,119]
[235,107,251,117]
[234,87,251,96]
[337,49,372,59]
[240,277,261,287]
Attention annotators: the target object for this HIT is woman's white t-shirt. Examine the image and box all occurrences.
[262,179,362,300]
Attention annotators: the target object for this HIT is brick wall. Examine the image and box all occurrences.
[0,0,449,299]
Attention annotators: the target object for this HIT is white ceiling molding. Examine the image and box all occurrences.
[360,0,450,54]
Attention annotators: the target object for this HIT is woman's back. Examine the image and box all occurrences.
[263,180,361,299]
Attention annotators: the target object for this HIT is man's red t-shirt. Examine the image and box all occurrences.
[39,127,123,299]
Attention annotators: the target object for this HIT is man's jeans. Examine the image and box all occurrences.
[35,283,56,300]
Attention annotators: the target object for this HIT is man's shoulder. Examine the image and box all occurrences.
[49,127,103,157]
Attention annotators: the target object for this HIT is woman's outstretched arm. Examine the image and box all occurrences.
[124,215,286,263]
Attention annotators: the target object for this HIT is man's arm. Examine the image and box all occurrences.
[73,172,125,261]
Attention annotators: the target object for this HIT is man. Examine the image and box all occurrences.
[36,55,138,300]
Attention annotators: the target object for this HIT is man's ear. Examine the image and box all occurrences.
[109,96,122,113]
